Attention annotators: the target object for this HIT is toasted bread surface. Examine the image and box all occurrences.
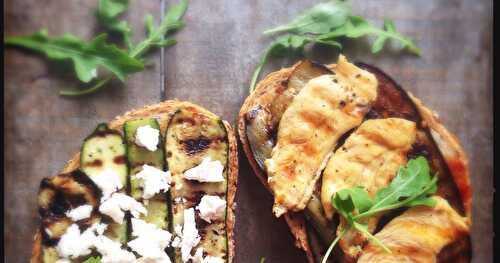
[31,100,238,263]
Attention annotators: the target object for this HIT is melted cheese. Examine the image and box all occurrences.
[265,55,378,217]
[358,196,469,263]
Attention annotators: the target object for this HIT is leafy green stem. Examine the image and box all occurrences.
[353,222,391,253]
[60,76,113,96]
[249,48,272,92]
[321,228,346,263]
[129,22,183,58]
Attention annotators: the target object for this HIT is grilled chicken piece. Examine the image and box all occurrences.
[265,55,378,217]
[320,118,416,261]
[358,196,470,263]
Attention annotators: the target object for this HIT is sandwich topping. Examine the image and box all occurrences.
[37,106,231,263]
[266,55,378,217]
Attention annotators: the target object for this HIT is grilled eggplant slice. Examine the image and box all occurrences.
[38,170,101,263]
[266,55,378,217]
[80,123,128,243]
[166,107,229,262]
[124,118,168,230]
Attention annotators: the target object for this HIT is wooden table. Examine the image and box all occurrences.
[4,0,493,262]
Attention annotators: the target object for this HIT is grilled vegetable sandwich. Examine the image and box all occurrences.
[238,55,472,262]
[32,101,238,263]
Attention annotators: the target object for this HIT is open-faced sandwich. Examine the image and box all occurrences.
[239,55,472,262]
[32,101,238,263]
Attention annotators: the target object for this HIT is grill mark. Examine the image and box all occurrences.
[180,138,212,155]
[84,159,103,167]
[113,155,126,164]
[299,110,334,133]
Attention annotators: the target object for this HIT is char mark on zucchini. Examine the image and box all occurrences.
[166,107,229,262]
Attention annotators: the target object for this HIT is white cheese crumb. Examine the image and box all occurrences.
[196,195,226,223]
[191,247,204,263]
[171,236,181,248]
[45,228,53,237]
[176,183,183,190]
[99,193,147,224]
[128,218,172,263]
[56,224,95,258]
[135,125,160,152]
[94,235,136,263]
[90,169,123,200]
[183,157,225,183]
[65,204,93,221]
[181,208,201,262]
[136,165,172,199]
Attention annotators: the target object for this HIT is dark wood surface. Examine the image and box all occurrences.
[4,0,493,262]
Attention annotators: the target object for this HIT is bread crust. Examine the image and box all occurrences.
[238,63,472,262]
[31,100,238,263]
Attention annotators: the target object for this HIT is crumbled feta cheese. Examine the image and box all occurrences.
[136,165,172,199]
[183,157,224,183]
[128,218,172,263]
[181,208,201,262]
[56,224,95,258]
[202,256,224,263]
[196,195,226,223]
[191,248,204,263]
[176,183,183,190]
[99,193,147,224]
[135,125,160,151]
[171,236,181,248]
[65,204,93,221]
[90,169,123,200]
[94,235,136,263]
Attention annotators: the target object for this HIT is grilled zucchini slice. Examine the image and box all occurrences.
[38,170,101,263]
[80,123,128,243]
[124,118,168,230]
[166,107,229,262]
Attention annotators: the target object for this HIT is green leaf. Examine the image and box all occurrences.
[5,30,144,82]
[82,257,102,263]
[318,15,420,55]
[96,0,132,48]
[264,0,351,35]
[323,157,438,262]
[130,0,188,58]
[165,0,189,25]
[59,76,112,97]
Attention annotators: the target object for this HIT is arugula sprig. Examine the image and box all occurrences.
[250,0,420,91]
[5,0,188,97]
[321,156,438,263]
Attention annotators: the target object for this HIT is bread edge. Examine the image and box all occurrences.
[31,100,238,263]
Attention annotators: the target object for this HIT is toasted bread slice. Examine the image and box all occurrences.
[32,100,238,263]
[238,61,471,262]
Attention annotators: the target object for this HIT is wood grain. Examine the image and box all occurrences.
[4,0,492,262]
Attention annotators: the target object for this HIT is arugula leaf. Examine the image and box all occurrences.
[263,0,350,35]
[318,16,420,55]
[97,0,132,48]
[130,0,188,58]
[259,257,266,263]
[5,30,144,83]
[82,257,102,263]
[250,1,420,92]
[322,157,438,262]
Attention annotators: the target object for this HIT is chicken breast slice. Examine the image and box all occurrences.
[265,55,378,217]
[320,118,417,261]
[357,196,470,263]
